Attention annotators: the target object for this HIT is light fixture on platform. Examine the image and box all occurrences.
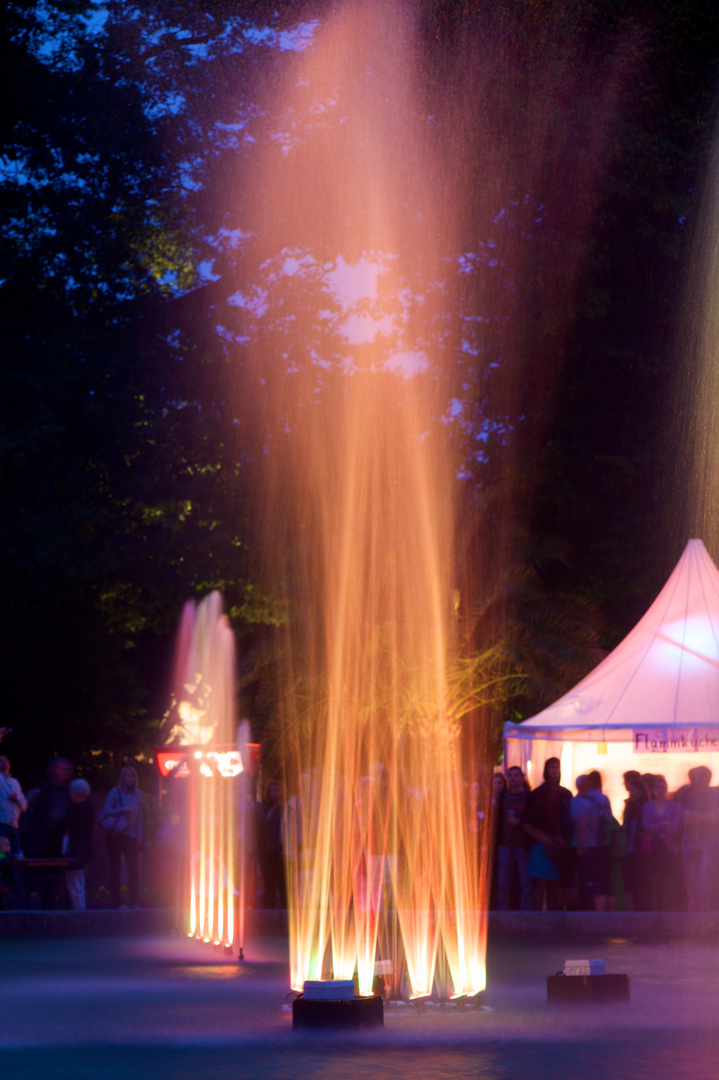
[292,980,384,1030]
[547,959,630,1004]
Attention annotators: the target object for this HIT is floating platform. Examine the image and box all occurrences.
[292,993,384,1030]
[547,973,630,1004]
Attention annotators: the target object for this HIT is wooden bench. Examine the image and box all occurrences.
[9,858,71,909]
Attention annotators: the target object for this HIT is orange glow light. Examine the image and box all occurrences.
[250,2,492,1002]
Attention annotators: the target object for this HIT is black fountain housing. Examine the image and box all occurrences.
[292,980,384,1030]
[547,959,630,1004]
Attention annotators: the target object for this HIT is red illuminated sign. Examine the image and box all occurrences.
[155,743,262,778]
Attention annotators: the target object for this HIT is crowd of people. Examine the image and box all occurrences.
[0,752,143,911]
[243,759,719,915]
[2,740,718,915]
[491,758,719,912]
[0,747,287,913]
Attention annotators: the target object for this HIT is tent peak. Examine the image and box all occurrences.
[512,535,719,735]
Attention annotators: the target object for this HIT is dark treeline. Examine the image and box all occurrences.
[2,0,718,783]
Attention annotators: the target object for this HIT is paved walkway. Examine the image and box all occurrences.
[0,909,173,937]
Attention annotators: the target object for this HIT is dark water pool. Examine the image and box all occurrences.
[0,934,716,1079]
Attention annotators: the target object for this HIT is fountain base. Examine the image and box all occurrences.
[547,974,630,1004]
[292,994,384,1030]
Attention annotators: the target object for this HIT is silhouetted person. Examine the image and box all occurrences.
[571,770,612,911]
[496,767,532,911]
[32,757,74,908]
[101,766,143,909]
[0,754,27,856]
[524,758,572,910]
[19,788,41,858]
[64,779,95,911]
[491,771,508,809]
[489,772,507,909]
[641,775,681,911]
[33,758,74,858]
[257,779,286,909]
[238,771,259,909]
[622,771,649,909]
[676,766,718,912]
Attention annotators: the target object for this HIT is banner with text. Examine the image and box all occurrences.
[633,727,719,753]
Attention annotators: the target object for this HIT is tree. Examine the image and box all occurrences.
[0,1,298,778]
[3,0,719,783]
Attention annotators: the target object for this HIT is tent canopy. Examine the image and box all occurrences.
[504,539,719,745]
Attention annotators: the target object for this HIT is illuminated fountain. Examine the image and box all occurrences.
[244,3,493,1002]
[158,591,242,950]
[229,0,620,1007]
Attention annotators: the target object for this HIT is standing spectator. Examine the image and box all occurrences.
[257,779,286,909]
[489,771,507,910]
[33,758,74,858]
[621,771,649,910]
[64,779,95,911]
[641,774,659,796]
[641,775,681,911]
[495,767,532,911]
[101,766,143,909]
[19,788,41,858]
[570,770,612,911]
[524,757,573,910]
[467,778,482,837]
[676,766,718,912]
[467,773,486,897]
[0,754,27,856]
[238,771,258,908]
[32,757,74,908]
[491,771,508,810]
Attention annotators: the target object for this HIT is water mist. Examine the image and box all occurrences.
[240,0,622,999]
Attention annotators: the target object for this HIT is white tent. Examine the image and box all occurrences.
[504,538,719,817]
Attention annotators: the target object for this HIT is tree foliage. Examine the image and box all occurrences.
[2,0,719,781]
